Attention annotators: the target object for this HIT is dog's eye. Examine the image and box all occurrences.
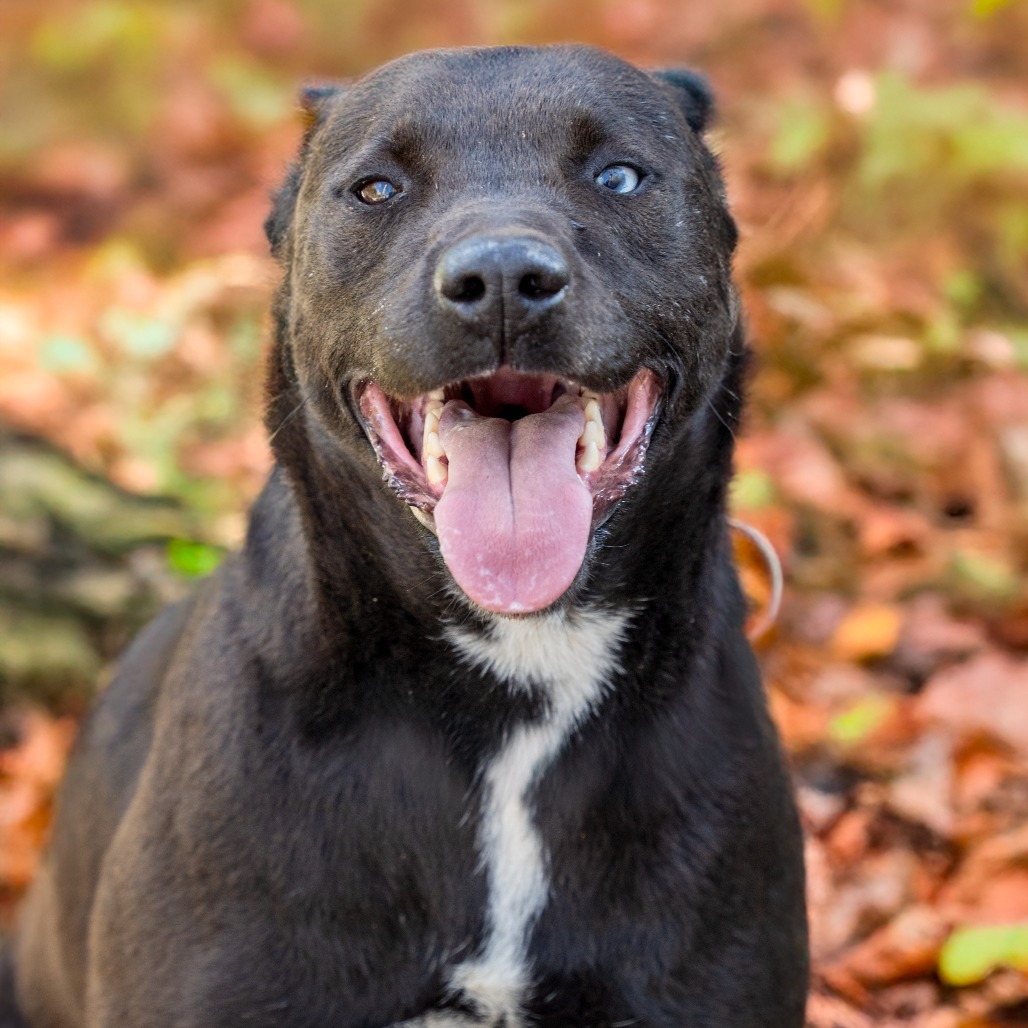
[356,179,400,205]
[595,164,641,194]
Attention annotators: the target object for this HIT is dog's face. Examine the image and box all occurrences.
[268,46,739,615]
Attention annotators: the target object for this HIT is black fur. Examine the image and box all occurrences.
[10,45,807,1027]
[652,68,715,133]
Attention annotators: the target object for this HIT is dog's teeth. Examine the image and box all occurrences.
[426,454,448,487]
[423,405,443,464]
[578,441,601,473]
[425,430,444,458]
[425,390,445,419]
[576,390,606,465]
[582,419,604,448]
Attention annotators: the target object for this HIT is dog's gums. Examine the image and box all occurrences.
[358,368,662,613]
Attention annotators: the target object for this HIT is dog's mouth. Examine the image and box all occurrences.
[357,367,662,614]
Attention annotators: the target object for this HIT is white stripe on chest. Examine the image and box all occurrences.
[444,606,631,1024]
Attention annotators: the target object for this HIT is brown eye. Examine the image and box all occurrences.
[356,179,399,204]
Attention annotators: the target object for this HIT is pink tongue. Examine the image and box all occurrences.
[434,395,591,614]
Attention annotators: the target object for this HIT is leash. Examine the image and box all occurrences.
[728,519,783,642]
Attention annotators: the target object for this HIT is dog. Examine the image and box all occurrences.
[10,45,808,1027]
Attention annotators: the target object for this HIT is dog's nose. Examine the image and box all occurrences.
[434,235,569,330]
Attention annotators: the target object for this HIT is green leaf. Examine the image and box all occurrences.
[167,539,223,579]
[770,98,832,173]
[731,470,777,511]
[209,58,290,129]
[38,334,101,375]
[828,694,894,746]
[970,0,1018,18]
[939,923,1028,985]
[947,550,1021,607]
[1008,326,1028,372]
[99,308,177,359]
[944,270,983,312]
[803,0,847,20]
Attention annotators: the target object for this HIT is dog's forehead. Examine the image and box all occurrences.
[332,45,681,150]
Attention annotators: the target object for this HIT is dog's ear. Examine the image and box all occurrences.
[265,83,346,259]
[652,69,715,134]
[299,83,344,133]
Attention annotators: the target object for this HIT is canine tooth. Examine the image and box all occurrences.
[576,391,606,454]
[426,454,448,487]
[424,430,444,458]
[582,419,604,449]
[423,410,439,452]
[427,389,445,402]
[578,440,601,473]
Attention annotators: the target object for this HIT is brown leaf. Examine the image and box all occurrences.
[0,709,76,889]
[805,987,875,1028]
[919,653,1028,756]
[886,732,955,839]
[832,604,903,663]
[831,905,951,986]
[892,593,986,683]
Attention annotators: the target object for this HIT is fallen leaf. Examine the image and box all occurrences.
[834,904,951,986]
[938,922,1028,986]
[919,653,1028,755]
[832,604,902,663]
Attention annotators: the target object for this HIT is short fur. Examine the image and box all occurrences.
[10,45,807,1027]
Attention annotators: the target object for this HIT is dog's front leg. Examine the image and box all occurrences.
[391,1013,517,1028]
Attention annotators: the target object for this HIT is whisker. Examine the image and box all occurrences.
[267,397,308,443]
[706,395,735,439]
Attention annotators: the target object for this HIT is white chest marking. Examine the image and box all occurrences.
[444,606,631,1023]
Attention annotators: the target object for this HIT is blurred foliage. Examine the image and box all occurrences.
[827,693,895,746]
[939,923,1028,986]
[769,71,1028,304]
[2,0,1028,1019]
[760,75,1028,400]
[0,430,198,703]
[166,538,224,578]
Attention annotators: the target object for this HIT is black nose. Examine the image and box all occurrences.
[434,235,569,332]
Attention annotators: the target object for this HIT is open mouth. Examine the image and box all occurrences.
[357,367,662,614]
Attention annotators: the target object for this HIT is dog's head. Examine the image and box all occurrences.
[266,46,740,616]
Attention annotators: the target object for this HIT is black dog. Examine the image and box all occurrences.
[11,45,807,1027]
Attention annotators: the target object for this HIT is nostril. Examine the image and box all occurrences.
[518,272,565,302]
[447,274,487,305]
[435,235,569,321]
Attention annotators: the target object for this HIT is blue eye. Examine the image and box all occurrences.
[595,164,641,194]
[356,179,399,204]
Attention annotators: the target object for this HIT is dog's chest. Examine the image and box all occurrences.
[443,606,631,1023]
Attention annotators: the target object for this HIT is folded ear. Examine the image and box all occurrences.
[265,83,346,259]
[651,69,715,134]
[299,83,344,132]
